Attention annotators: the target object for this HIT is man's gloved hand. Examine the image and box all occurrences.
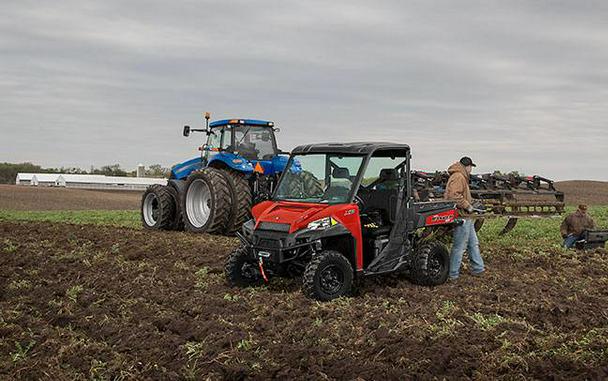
[472,201,486,213]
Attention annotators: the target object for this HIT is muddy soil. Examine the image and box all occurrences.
[555,180,608,205]
[0,185,142,211]
[1,222,607,380]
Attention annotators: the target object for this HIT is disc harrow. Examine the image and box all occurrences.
[412,171,565,234]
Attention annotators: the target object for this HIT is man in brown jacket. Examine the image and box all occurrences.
[444,157,485,280]
[561,204,596,248]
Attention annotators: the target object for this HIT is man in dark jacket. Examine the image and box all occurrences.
[561,204,596,248]
[444,157,485,280]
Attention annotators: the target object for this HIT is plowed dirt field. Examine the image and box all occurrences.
[1,222,607,380]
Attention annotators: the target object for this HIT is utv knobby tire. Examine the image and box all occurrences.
[182,168,231,234]
[218,169,252,235]
[303,250,354,301]
[225,245,264,287]
[411,240,449,286]
[141,184,177,230]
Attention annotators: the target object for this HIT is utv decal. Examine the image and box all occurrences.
[425,210,457,226]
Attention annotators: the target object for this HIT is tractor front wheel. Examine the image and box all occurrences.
[225,246,264,287]
[411,241,449,286]
[303,250,353,301]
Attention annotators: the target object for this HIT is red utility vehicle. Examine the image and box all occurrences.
[225,143,460,300]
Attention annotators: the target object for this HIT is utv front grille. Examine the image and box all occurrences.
[257,222,290,232]
[257,238,281,249]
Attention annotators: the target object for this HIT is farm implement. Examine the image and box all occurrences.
[141,113,289,235]
[412,170,565,234]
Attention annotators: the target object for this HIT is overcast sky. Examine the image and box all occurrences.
[1,1,607,180]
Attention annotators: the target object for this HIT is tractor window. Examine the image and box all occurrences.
[233,126,276,160]
[207,128,222,151]
[221,129,232,150]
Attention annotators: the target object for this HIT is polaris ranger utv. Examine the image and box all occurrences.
[225,142,461,301]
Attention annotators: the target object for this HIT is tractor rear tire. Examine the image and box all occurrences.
[300,170,324,196]
[141,184,177,230]
[285,170,324,198]
[218,169,252,235]
[182,168,231,234]
[225,245,264,287]
[411,240,449,286]
[166,185,184,231]
[303,250,353,301]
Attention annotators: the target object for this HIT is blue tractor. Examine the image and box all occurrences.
[141,113,289,235]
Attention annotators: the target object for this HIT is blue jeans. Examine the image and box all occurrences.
[449,219,485,279]
[563,234,581,249]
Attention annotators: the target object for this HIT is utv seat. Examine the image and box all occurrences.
[359,168,400,225]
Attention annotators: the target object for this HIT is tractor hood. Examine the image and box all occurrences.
[252,201,338,233]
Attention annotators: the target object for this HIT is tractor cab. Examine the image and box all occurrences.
[175,116,286,181]
[204,119,280,162]
[227,142,460,301]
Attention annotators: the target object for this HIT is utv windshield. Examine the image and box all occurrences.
[274,154,365,204]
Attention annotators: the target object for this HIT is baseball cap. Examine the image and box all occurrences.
[460,156,477,167]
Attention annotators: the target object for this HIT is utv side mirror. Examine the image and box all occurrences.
[183,125,191,137]
[273,127,281,133]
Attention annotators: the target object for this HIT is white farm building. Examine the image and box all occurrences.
[16,173,166,191]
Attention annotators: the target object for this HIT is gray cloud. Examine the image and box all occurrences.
[1,0,607,180]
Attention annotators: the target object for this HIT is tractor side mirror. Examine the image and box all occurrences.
[183,125,191,137]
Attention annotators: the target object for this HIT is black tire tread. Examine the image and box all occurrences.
[182,168,231,234]
[301,170,324,196]
[302,250,353,301]
[140,184,176,230]
[412,240,449,286]
[225,245,263,287]
[219,169,252,235]
[165,185,184,231]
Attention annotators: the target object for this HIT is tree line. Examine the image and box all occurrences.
[0,163,170,184]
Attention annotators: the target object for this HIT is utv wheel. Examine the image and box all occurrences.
[303,250,353,301]
[225,246,263,287]
[218,169,252,235]
[182,168,231,234]
[411,241,449,286]
[141,184,177,230]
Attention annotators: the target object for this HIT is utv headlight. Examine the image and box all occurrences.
[307,217,338,231]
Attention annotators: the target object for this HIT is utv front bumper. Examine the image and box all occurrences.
[237,219,351,265]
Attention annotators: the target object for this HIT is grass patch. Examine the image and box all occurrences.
[0,210,140,228]
[478,205,608,251]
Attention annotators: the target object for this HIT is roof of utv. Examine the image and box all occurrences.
[292,142,410,155]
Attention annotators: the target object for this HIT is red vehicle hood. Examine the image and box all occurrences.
[253,201,333,233]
